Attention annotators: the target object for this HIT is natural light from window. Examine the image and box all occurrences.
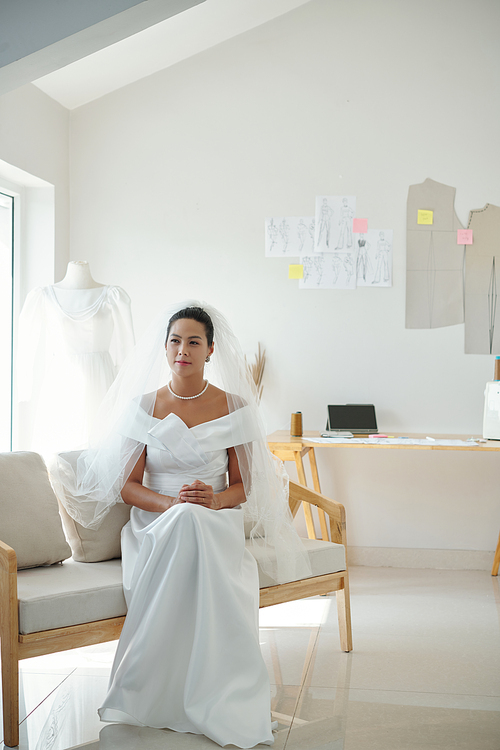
[0,191,14,451]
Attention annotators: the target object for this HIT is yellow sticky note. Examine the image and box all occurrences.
[417,209,434,225]
[289,264,303,279]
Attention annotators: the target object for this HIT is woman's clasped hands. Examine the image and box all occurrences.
[177,480,221,510]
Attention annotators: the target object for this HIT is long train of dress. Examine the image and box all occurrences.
[98,409,273,748]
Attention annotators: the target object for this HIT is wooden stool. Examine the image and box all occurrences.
[492,530,500,576]
[269,444,329,541]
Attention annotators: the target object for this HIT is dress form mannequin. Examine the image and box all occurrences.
[17,264,135,454]
[55,261,104,290]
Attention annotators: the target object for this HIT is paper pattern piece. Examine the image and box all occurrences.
[314,196,356,253]
[457,229,473,245]
[299,251,358,290]
[265,217,314,257]
[353,218,368,233]
[288,264,303,279]
[465,203,500,354]
[406,178,465,329]
[355,229,393,287]
[417,209,434,225]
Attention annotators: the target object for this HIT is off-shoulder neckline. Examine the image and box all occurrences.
[150,410,234,431]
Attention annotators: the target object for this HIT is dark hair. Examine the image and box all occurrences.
[166,306,214,346]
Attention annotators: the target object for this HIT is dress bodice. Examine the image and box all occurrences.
[123,406,260,497]
[44,286,132,356]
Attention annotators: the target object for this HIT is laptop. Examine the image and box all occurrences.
[322,404,378,437]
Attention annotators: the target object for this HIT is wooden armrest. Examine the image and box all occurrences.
[0,539,17,575]
[289,481,346,546]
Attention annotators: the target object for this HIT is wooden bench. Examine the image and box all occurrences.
[1,453,351,748]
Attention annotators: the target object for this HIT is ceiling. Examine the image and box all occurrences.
[33,0,312,110]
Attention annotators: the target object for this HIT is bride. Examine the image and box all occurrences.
[52,301,310,748]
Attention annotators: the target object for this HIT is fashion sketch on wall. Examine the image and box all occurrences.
[265,216,315,257]
[314,196,356,253]
[355,230,393,287]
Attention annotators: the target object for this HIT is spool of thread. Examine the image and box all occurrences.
[495,356,500,381]
[291,412,303,436]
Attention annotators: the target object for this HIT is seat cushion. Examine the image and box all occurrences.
[17,558,126,634]
[0,451,71,569]
[247,537,346,588]
[16,539,345,635]
[54,450,131,562]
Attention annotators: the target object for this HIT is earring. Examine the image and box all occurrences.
[205,356,211,363]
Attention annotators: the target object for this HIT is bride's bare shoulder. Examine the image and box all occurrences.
[216,388,248,411]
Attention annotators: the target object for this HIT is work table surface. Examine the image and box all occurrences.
[267,431,500,452]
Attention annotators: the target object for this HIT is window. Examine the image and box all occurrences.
[0,191,14,450]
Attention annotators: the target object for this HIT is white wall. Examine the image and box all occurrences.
[0,83,70,284]
[0,84,70,447]
[68,0,500,563]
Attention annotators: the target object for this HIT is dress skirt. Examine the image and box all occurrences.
[98,502,273,748]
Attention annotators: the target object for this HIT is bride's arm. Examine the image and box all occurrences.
[121,446,181,512]
[178,447,245,510]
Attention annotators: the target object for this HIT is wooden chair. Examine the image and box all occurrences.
[1,478,351,748]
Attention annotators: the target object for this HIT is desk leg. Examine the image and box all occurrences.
[307,448,329,542]
[492,530,500,576]
[294,453,317,540]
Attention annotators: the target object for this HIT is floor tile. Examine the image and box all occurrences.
[260,627,320,687]
[98,723,288,749]
[285,686,500,750]
[309,629,500,695]
[2,567,499,750]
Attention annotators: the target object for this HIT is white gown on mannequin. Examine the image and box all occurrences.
[98,407,273,748]
[17,286,134,454]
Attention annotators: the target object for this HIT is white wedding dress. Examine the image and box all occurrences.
[17,285,134,454]
[98,407,273,748]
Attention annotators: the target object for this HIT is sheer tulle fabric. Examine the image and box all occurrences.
[50,301,310,584]
[17,286,134,454]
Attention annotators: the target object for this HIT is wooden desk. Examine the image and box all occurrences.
[267,430,500,575]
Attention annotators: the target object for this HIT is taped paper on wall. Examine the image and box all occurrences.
[355,229,393,287]
[406,178,465,329]
[465,203,500,354]
[314,196,356,253]
[299,250,358,289]
[265,217,314,257]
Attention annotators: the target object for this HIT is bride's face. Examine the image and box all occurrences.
[165,318,213,377]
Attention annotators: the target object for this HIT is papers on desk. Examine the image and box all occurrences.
[306,437,479,446]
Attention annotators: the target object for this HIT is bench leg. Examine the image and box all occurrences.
[0,561,20,747]
[1,642,19,748]
[336,575,353,653]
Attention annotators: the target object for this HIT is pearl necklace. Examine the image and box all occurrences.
[167,379,209,400]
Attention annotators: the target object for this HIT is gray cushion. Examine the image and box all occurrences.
[17,558,126,634]
[58,501,131,562]
[0,451,71,569]
[247,537,346,588]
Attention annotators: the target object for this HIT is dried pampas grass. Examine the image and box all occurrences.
[245,343,266,402]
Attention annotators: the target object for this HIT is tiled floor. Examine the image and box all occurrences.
[2,566,500,749]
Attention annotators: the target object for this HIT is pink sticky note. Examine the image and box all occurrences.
[457,229,473,245]
[353,218,368,233]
